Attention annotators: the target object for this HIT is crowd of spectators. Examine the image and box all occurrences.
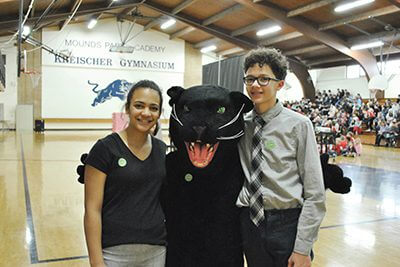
[282,90,400,156]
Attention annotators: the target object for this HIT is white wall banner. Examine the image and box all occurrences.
[42,18,184,119]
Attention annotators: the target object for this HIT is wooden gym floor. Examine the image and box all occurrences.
[0,130,399,267]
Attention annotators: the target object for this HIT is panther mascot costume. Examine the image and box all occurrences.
[163,85,253,266]
[77,84,351,266]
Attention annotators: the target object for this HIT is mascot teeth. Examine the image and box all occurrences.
[184,142,219,168]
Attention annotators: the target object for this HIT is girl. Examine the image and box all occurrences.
[84,80,167,267]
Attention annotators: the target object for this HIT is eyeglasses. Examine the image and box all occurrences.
[243,76,280,86]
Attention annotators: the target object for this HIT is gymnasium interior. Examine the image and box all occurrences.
[1,0,400,266]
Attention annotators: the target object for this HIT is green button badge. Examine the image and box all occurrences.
[118,158,127,167]
[265,140,276,150]
[184,173,193,182]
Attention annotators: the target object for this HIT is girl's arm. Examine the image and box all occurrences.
[84,165,107,267]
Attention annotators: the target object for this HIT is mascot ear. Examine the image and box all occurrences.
[167,86,185,106]
[229,91,253,113]
[320,153,329,166]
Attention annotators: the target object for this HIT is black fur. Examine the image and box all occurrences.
[163,85,252,267]
[320,154,352,194]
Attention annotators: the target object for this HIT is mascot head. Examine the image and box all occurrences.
[168,85,253,168]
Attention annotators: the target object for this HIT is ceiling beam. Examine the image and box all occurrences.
[387,0,400,9]
[287,0,341,17]
[348,30,400,46]
[143,15,168,31]
[143,1,257,50]
[319,6,400,31]
[233,0,379,80]
[194,37,219,49]
[285,44,326,56]
[306,55,351,66]
[231,19,271,36]
[290,59,317,101]
[90,0,120,25]
[258,31,303,46]
[119,6,138,16]
[170,26,195,39]
[58,0,82,30]
[217,47,244,56]
[306,45,400,66]
[172,0,199,14]
[117,2,148,19]
[202,4,243,25]
[345,24,400,51]
[0,0,144,33]
[143,0,199,31]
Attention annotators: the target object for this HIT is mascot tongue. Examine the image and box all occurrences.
[185,142,219,168]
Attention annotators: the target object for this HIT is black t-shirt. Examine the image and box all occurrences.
[86,133,167,248]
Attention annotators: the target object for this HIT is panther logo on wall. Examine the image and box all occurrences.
[88,80,133,107]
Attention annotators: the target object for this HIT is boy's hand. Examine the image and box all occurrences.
[288,252,311,267]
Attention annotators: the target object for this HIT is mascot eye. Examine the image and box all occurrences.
[217,107,226,114]
[183,105,190,113]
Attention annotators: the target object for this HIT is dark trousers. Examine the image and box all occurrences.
[375,134,384,146]
[240,207,303,267]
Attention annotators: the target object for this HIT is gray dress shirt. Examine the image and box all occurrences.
[236,101,326,255]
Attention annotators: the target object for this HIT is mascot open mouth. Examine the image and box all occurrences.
[184,142,219,168]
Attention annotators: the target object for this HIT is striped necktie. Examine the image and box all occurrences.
[248,115,266,226]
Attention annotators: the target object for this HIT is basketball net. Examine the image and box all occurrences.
[26,71,41,88]
[369,88,377,100]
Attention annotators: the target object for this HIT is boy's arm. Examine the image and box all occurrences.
[294,119,326,256]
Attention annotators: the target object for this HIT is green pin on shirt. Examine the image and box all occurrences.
[184,173,193,182]
[265,140,276,150]
[118,158,127,167]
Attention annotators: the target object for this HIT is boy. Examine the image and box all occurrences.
[236,47,326,267]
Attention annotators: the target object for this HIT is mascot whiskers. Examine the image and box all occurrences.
[163,85,253,266]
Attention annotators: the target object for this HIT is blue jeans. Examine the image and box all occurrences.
[240,207,305,267]
[103,244,166,267]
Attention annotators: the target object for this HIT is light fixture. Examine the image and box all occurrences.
[22,26,31,36]
[160,19,176,30]
[87,19,98,29]
[334,0,374,12]
[256,25,281,37]
[200,45,217,53]
[350,41,383,50]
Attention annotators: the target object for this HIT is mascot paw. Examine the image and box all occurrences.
[77,153,88,184]
[320,153,352,194]
[330,176,352,194]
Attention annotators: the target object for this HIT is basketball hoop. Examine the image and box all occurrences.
[24,70,41,88]
[369,88,377,100]
[368,74,388,100]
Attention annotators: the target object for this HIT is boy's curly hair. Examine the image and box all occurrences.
[243,47,288,80]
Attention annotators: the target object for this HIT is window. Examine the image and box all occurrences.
[347,64,366,78]
[0,54,5,88]
[347,65,359,78]
[381,59,400,75]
